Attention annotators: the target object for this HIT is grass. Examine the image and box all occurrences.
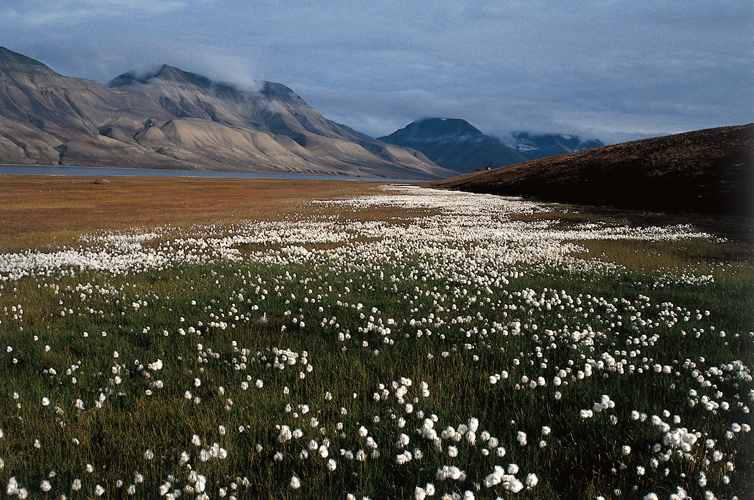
[0,178,752,499]
[0,176,389,253]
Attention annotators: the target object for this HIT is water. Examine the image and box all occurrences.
[0,165,423,182]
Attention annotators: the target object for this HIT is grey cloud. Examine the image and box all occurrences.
[0,0,750,144]
[4,0,191,21]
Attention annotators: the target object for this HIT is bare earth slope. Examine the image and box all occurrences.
[430,124,754,217]
[0,47,451,179]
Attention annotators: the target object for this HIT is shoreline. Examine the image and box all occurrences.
[0,164,427,182]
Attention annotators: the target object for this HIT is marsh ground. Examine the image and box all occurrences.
[0,177,752,499]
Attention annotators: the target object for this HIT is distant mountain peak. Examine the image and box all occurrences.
[0,47,56,75]
[387,117,487,144]
[152,65,215,88]
[108,64,218,89]
[379,117,528,173]
[501,131,605,158]
[380,117,606,174]
[0,47,45,67]
[108,67,157,87]
[416,117,483,135]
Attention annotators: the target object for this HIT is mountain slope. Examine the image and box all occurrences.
[430,124,754,217]
[379,118,529,173]
[500,132,605,159]
[379,118,603,174]
[0,47,451,179]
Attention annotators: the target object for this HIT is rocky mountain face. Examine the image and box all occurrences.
[379,118,603,173]
[430,124,754,217]
[0,47,452,179]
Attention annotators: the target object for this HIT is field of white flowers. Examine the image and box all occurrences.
[0,185,752,499]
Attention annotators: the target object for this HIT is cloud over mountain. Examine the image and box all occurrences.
[379,118,602,174]
[0,47,452,179]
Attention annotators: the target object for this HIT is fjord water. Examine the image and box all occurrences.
[0,165,420,182]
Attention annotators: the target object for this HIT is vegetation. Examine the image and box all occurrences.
[0,181,751,499]
[430,123,754,217]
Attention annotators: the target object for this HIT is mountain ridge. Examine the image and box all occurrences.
[0,46,49,70]
[379,118,529,173]
[0,47,452,179]
[379,117,603,174]
[500,131,605,158]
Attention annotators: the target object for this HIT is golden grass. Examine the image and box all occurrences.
[3,175,751,274]
[0,175,392,253]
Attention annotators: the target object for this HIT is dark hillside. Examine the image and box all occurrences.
[430,124,754,217]
[379,118,528,173]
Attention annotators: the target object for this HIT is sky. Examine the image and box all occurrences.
[1,0,752,144]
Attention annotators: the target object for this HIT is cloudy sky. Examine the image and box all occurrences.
[2,0,751,143]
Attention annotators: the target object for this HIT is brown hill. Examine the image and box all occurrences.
[0,47,451,179]
[430,124,754,217]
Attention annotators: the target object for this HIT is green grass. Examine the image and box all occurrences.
[0,248,752,499]
[1,183,753,499]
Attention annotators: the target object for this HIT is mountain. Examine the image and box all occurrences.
[378,118,602,174]
[430,124,754,217]
[499,132,605,159]
[0,47,452,179]
[379,118,528,173]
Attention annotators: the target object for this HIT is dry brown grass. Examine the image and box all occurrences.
[0,175,395,253]
[4,175,750,270]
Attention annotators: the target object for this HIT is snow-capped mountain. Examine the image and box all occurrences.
[379,118,604,174]
[499,132,605,159]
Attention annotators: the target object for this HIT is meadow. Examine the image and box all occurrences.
[0,177,752,500]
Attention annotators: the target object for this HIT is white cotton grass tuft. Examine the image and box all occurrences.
[289,475,301,489]
[0,184,741,497]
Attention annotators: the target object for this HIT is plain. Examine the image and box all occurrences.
[0,177,752,500]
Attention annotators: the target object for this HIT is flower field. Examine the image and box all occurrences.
[0,184,752,499]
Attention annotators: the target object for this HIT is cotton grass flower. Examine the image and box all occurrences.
[0,184,743,497]
[396,451,412,465]
[7,477,19,495]
[397,433,410,448]
[525,473,538,488]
